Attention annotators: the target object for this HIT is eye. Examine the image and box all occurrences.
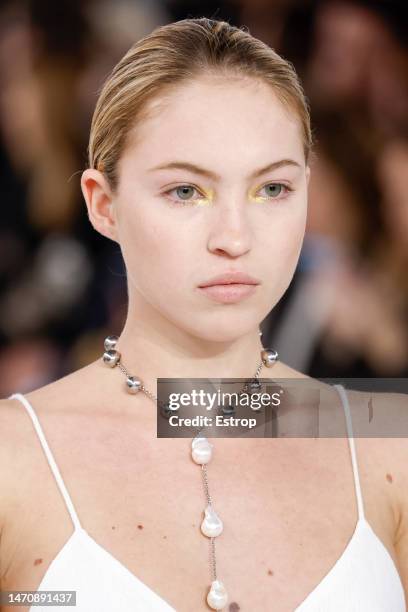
[161,181,292,206]
[257,182,292,200]
[162,184,205,205]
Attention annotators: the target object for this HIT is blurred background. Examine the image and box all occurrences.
[0,0,407,396]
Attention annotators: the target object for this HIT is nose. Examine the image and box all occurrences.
[207,203,253,258]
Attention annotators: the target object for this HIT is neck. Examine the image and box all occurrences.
[114,315,269,391]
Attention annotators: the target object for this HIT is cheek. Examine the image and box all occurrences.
[257,202,306,292]
[119,205,195,293]
[261,193,306,244]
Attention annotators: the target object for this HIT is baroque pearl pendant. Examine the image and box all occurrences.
[201,504,223,537]
[191,435,213,464]
[207,579,228,610]
[101,332,277,612]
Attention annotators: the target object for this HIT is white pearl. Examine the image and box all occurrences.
[206,580,228,610]
[191,436,213,464]
[191,434,207,448]
[201,504,223,537]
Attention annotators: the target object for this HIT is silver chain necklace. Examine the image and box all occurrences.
[102,332,278,610]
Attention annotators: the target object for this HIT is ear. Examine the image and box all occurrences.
[81,169,118,243]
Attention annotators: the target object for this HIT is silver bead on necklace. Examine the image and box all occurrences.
[102,332,278,610]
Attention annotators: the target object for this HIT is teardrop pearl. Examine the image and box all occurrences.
[201,504,223,537]
[206,580,228,610]
[191,434,207,449]
[191,436,213,464]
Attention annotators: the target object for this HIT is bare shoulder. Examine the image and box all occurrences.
[0,358,104,523]
[4,357,112,423]
[345,387,408,598]
[0,395,45,578]
[307,380,408,596]
[21,357,107,414]
[283,373,408,513]
[0,397,33,522]
[372,389,408,600]
[320,383,408,481]
[0,358,105,587]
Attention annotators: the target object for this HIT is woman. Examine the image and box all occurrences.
[1,17,407,612]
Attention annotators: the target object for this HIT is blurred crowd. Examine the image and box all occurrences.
[0,0,407,396]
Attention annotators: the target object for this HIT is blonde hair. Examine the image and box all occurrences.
[88,17,312,191]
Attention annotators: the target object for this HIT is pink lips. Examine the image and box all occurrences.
[197,272,260,304]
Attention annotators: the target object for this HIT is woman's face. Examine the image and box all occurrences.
[91,76,309,342]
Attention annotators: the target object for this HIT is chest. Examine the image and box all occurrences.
[3,435,397,611]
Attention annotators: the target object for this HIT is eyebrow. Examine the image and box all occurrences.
[147,159,302,181]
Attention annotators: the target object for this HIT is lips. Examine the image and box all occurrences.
[197,272,260,304]
[198,272,260,288]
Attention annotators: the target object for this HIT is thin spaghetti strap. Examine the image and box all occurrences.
[333,384,365,521]
[8,392,82,531]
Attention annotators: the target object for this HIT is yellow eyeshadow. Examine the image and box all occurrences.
[248,186,269,203]
[194,190,269,205]
[181,186,276,205]
[249,194,268,203]
[195,187,214,205]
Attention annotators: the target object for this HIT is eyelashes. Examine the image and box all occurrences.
[161,182,293,206]
[162,184,209,206]
[253,182,293,200]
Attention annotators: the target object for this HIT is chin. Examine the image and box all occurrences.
[186,316,260,344]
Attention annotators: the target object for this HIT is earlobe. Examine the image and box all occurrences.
[81,169,118,243]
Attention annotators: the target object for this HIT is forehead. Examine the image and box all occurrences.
[121,76,305,173]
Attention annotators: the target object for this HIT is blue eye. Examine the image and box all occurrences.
[259,183,290,199]
[173,185,196,200]
[162,182,292,206]
[265,184,282,197]
[163,184,202,204]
